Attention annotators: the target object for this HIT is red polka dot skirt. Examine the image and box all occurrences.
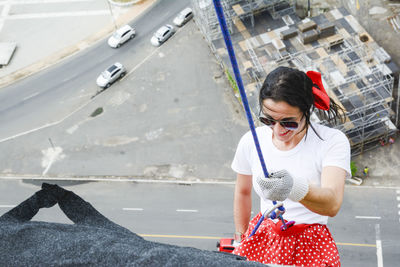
[233,212,340,266]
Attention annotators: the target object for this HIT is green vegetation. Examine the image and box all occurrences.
[225,69,241,102]
[350,161,358,177]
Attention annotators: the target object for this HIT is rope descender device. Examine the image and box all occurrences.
[248,203,295,239]
[212,0,295,235]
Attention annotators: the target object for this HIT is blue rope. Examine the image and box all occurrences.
[212,0,287,235]
[212,0,268,179]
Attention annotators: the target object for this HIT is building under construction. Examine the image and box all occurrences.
[191,0,399,155]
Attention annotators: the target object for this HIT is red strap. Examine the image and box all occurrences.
[306,71,330,110]
[271,220,309,236]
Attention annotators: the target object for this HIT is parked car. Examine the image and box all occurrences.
[96,62,126,88]
[108,25,136,48]
[216,238,235,253]
[173,7,193,27]
[150,24,174,46]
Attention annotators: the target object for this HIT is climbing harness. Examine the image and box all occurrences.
[212,0,294,236]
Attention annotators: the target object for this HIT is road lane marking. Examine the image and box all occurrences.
[336,242,376,248]
[375,224,383,267]
[355,216,381,220]
[397,191,400,222]
[125,46,161,78]
[22,92,39,101]
[0,0,10,32]
[344,185,400,189]
[123,208,143,211]
[124,27,184,79]
[7,10,109,20]
[0,204,15,208]
[176,209,198,213]
[3,0,96,4]
[138,234,377,247]
[398,188,400,223]
[0,97,93,143]
[140,234,220,240]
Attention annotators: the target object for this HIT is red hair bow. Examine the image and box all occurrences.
[306,71,330,111]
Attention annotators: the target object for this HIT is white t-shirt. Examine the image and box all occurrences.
[231,123,351,225]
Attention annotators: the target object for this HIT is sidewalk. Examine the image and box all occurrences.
[0,0,157,88]
[351,134,400,187]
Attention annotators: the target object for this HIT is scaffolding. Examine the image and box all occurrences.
[254,35,398,155]
[191,0,296,43]
[245,39,264,83]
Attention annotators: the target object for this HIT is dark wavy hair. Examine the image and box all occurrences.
[259,66,344,138]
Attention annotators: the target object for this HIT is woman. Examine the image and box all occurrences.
[231,66,351,266]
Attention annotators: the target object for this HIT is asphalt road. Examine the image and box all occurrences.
[0,179,399,267]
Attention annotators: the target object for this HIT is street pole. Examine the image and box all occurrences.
[106,0,117,30]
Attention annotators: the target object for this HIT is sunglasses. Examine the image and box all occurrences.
[259,115,302,131]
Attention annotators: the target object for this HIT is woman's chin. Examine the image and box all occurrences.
[273,130,293,143]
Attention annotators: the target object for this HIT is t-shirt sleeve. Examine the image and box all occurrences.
[231,132,253,175]
[322,130,351,179]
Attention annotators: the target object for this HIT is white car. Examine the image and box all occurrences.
[108,25,136,48]
[173,7,193,27]
[96,62,126,88]
[150,24,174,46]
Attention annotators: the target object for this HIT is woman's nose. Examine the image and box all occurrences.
[273,122,285,131]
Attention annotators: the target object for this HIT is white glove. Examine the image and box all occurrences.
[232,240,241,247]
[256,170,309,202]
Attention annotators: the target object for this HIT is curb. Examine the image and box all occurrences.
[346,177,363,185]
[108,0,144,7]
[1,174,399,188]
[0,175,236,185]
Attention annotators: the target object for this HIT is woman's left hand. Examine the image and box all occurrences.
[256,170,309,202]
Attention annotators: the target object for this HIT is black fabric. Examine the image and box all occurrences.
[0,183,265,266]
